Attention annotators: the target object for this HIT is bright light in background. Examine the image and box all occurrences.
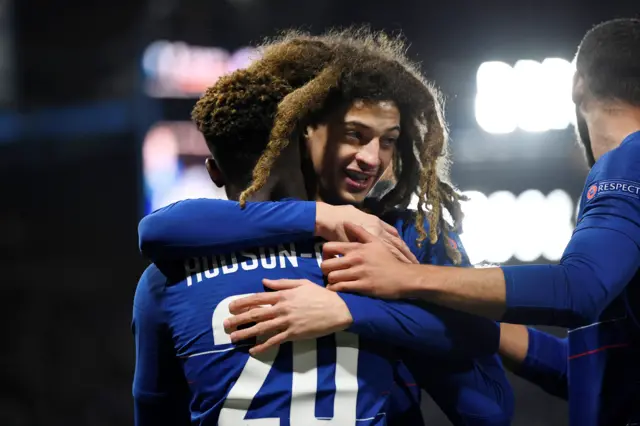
[411,189,574,263]
[459,189,574,263]
[475,58,575,134]
[475,62,517,134]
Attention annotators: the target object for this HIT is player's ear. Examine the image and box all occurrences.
[205,158,225,188]
[303,125,312,141]
[572,71,585,105]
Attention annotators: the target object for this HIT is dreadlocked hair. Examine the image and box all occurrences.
[238,66,342,203]
[234,27,467,263]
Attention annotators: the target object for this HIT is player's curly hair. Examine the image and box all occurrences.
[192,28,467,263]
[192,70,293,184]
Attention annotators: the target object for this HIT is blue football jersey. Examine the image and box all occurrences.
[134,239,397,426]
[135,198,511,426]
[567,131,640,425]
[503,131,640,425]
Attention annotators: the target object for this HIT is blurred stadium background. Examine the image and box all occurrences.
[1,0,637,424]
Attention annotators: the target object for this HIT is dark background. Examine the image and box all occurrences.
[2,0,638,424]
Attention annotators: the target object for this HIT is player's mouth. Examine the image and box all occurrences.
[343,169,376,192]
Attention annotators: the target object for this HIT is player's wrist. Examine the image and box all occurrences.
[333,294,354,331]
[404,264,439,297]
[314,202,343,241]
[314,202,332,239]
[498,323,529,372]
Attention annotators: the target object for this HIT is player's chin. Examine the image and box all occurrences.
[337,186,369,206]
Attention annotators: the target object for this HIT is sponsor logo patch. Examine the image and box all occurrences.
[585,180,640,202]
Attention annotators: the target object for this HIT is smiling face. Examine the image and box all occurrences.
[304,99,400,205]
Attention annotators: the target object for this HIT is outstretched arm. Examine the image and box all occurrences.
[223,278,500,359]
[323,223,640,328]
[223,230,500,360]
[323,133,640,327]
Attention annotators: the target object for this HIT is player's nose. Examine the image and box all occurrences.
[355,139,381,171]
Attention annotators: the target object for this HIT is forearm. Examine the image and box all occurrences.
[406,227,640,327]
[510,328,568,399]
[408,264,507,320]
[338,292,500,358]
[139,198,316,261]
[497,323,529,372]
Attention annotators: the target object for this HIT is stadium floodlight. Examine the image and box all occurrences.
[409,188,574,263]
[475,58,575,134]
[456,189,574,263]
[475,62,517,134]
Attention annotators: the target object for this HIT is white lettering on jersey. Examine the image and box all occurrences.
[184,242,319,287]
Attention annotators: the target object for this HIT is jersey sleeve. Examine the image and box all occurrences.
[132,268,190,426]
[502,134,640,327]
[501,227,640,326]
[138,198,316,262]
[338,293,499,358]
[513,328,568,400]
[337,226,499,359]
[576,131,640,244]
[403,351,514,425]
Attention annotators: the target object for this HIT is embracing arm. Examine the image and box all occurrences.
[325,137,640,328]
[138,198,316,261]
[339,293,500,358]
[139,199,411,263]
[338,229,499,359]
[404,137,640,327]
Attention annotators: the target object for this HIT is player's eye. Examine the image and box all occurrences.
[381,137,397,148]
[345,130,363,141]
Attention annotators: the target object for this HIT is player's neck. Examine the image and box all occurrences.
[586,103,640,158]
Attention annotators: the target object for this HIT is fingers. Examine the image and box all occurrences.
[326,267,362,285]
[326,280,364,294]
[224,306,278,332]
[229,292,280,315]
[321,255,354,275]
[263,278,310,290]
[249,332,289,355]
[230,317,287,343]
[405,250,419,264]
[387,239,419,264]
[322,242,361,260]
[344,222,376,243]
[381,221,400,237]
[384,245,411,264]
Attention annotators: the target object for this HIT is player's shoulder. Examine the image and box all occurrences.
[134,263,170,311]
[593,131,640,180]
[382,208,421,232]
[382,208,468,265]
